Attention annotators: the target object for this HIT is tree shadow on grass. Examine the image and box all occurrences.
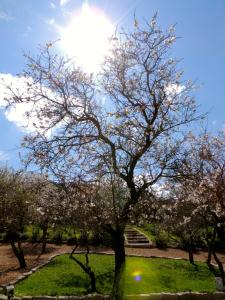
[96,270,114,292]
[157,273,175,290]
[55,270,114,293]
[55,274,89,290]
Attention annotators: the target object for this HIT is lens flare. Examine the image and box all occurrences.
[61,3,113,73]
[132,270,142,281]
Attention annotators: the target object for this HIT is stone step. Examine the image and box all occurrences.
[124,227,152,248]
[126,235,146,239]
[125,243,152,248]
[125,232,143,235]
[127,240,149,244]
[126,237,148,241]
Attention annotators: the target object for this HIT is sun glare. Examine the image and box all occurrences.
[61,3,113,73]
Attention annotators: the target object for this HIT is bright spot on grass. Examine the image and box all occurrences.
[132,270,142,281]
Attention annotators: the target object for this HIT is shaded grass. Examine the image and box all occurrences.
[15,254,216,296]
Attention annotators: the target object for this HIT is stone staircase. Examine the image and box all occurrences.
[124,227,153,248]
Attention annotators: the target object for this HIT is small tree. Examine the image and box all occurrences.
[61,180,108,294]
[169,131,225,283]
[28,174,66,253]
[160,193,204,264]
[67,196,98,294]
[0,168,30,268]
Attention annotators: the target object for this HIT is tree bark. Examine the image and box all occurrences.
[206,245,217,275]
[89,270,97,293]
[111,227,126,300]
[70,247,97,293]
[213,251,225,286]
[10,240,27,269]
[206,226,217,275]
[41,226,48,254]
[188,249,194,265]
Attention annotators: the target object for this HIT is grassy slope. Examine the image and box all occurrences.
[134,224,156,242]
[15,254,215,296]
[135,224,180,247]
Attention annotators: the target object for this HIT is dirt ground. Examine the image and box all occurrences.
[0,242,225,286]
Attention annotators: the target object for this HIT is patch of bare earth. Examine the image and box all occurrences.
[0,243,73,285]
[0,243,225,286]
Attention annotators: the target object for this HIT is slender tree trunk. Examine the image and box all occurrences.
[213,251,225,286]
[70,246,97,293]
[206,226,217,275]
[207,247,212,265]
[10,240,27,269]
[206,245,217,274]
[188,249,194,265]
[111,227,126,300]
[41,226,48,254]
[89,270,97,293]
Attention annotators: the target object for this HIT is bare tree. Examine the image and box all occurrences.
[2,15,201,298]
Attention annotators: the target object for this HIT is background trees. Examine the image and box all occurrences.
[27,174,67,253]
[165,131,225,283]
[0,168,30,268]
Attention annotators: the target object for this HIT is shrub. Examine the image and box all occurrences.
[155,231,168,249]
[31,227,40,243]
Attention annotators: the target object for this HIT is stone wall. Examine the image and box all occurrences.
[126,292,225,299]
[0,295,110,300]
[1,293,225,300]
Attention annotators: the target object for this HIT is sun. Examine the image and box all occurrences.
[61,3,113,73]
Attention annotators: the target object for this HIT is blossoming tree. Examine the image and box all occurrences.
[2,15,201,298]
[0,168,30,268]
[167,131,225,284]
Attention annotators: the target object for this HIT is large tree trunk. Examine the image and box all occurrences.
[10,240,26,269]
[111,227,126,300]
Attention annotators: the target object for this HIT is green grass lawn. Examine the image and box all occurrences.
[15,254,216,296]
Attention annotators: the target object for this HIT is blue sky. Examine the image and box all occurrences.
[0,0,225,168]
